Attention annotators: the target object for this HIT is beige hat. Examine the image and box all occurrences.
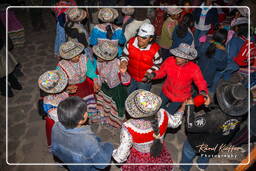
[98,8,119,23]
[59,40,84,60]
[167,8,183,15]
[93,41,118,61]
[125,89,162,118]
[170,43,197,60]
[38,70,68,94]
[66,8,87,22]
[122,7,135,16]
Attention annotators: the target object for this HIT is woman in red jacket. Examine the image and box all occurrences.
[143,43,210,115]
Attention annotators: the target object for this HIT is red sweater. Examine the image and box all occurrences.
[154,57,208,102]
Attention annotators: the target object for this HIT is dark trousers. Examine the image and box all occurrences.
[160,91,182,115]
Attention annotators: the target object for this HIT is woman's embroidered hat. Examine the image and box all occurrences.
[98,8,119,23]
[122,7,135,16]
[231,17,248,27]
[59,40,84,60]
[170,43,197,60]
[66,8,87,22]
[167,8,183,15]
[38,70,68,94]
[125,89,162,118]
[92,41,118,61]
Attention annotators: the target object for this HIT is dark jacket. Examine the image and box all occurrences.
[193,7,218,26]
[185,105,242,155]
[198,42,227,89]
[171,26,194,49]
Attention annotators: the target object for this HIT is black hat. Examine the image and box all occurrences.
[216,79,249,116]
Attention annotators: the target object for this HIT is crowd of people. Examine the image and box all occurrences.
[2,0,255,170]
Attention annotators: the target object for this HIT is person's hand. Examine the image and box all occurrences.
[204,94,211,106]
[66,85,78,94]
[142,72,155,83]
[93,82,101,93]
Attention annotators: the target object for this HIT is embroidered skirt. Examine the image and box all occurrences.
[69,78,99,123]
[96,83,127,128]
[122,144,173,171]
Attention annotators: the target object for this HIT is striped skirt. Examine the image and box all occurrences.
[96,83,127,128]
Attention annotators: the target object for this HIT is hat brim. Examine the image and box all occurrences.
[73,10,87,22]
[98,8,119,23]
[38,70,68,94]
[216,80,248,116]
[92,44,117,61]
[60,42,84,60]
[170,48,196,60]
[167,8,183,15]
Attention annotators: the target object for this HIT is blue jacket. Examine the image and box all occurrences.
[171,26,194,49]
[198,42,227,89]
[51,122,113,171]
[193,7,218,26]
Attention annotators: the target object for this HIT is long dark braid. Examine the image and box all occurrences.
[144,113,163,158]
[106,24,113,40]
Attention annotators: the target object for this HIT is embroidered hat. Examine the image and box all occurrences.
[137,23,155,37]
[66,8,87,22]
[167,8,183,15]
[216,79,249,116]
[98,8,119,23]
[231,17,248,27]
[92,41,118,61]
[122,7,135,16]
[170,43,197,60]
[59,40,84,60]
[38,70,68,94]
[125,89,162,118]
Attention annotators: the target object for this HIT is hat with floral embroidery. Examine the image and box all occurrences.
[59,40,84,60]
[38,70,68,94]
[98,8,119,22]
[125,89,162,118]
[92,41,118,61]
[66,8,87,22]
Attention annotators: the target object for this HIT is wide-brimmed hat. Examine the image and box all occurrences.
[38,70,68,94]
[122,7,135,16]
[167,8,183,15]
[92,41,118,61]
[66,8,87,22]
[170,43,197,60]
[98,8,119,23]
[216,79,249,116]
[231,17,248,27]
[125,89,162,118]
[59,40,84,60]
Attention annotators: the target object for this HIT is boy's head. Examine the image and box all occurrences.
[57,96,88,129]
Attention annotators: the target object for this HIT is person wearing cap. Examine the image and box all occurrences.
[192,0,218,48]
[93,41,131,128]
[123,8,151,42]
[143,43,209,115]
[180,79,247,171]
[51,96,114,171]
[120,23,162,94]
[65,8,97,70]
[158,7,183,60]
[56,40,99,123]
[38,70,69,147]
[113,89,183,170]
[89,8,126,57]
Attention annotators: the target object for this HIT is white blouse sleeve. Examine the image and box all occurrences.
[112,126,133,163]
[167,110,184,128]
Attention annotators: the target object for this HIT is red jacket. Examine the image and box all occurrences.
[154,57,208,102]
[127,37,160,82]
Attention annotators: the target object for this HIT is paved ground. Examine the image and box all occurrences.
[0,8,248,171]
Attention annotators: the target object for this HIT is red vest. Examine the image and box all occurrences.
[127,37,160,82]
[125,111,168,144]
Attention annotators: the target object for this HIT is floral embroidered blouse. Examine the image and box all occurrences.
[97,58,131,89]
[112,109,183,163]
[56,54,98,85]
